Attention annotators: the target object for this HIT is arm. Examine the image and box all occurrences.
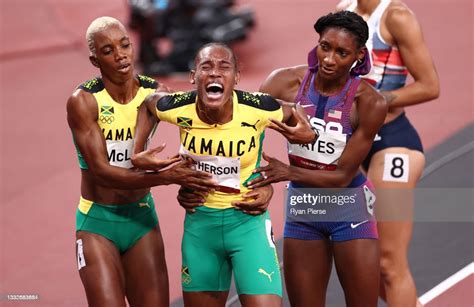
[381,5,440,107]
[131,91,174,169]
[259,66,317,144]
[67,90,213,190]
[248,81,388,188]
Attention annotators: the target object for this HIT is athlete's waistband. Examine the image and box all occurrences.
[77,193,154,217]
[290,172,366,189]
[378,112,413,134]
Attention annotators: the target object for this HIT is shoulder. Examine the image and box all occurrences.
[260,65,307,99]
[235,90,280,111]
[137,74,158,89]
[335,0,352,11]
[385,1,417,29]
[77,77,104,94]
[355,80,387,113]
[264,65,306,85]
[66,87,98,126]
[156,91,196,112]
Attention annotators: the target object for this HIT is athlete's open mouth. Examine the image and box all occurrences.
[117,63,131,72]
[206,82,224,99]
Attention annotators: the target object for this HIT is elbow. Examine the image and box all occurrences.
[430,85,440,100]
[88,164,116,188]
[333,171,355,188]
[424,80,440,101]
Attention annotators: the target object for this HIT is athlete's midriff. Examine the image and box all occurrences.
[80,170,150,204]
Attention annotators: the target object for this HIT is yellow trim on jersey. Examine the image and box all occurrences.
[78,197,93,215]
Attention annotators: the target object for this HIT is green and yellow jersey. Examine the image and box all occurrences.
[75,75,157,169]
[156,90,284,209]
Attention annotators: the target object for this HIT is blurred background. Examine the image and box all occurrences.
[0,0,472,306]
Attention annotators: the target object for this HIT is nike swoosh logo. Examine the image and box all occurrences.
[350,220,369,229]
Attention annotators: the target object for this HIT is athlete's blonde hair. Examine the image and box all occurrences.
[86,16,124,56]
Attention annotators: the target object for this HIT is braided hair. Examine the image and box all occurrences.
[314,11,369,48]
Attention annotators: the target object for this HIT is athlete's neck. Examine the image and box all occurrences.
[102,75,139,104]
[357,0,381,16]
[315,73,350,96]
[196,99,233,125]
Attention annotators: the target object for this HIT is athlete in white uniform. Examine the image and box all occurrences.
[337,1,440,306]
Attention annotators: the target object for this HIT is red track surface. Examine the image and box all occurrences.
[1,0,472,305]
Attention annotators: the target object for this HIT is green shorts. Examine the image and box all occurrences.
[76,193,158,253]
[181,207,282,296]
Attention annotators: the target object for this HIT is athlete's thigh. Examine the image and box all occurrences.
[284,238,333,307]
[229,212,282,298]
[367,147,425,189]
[181,209,232,293]
[76,231,126,307]
[332,239,379,307]
[239,293,282,307]
[183,291,229,307]
[368,148,424,249]
[122,225,169,307]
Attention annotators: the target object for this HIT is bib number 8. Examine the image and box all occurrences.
[383,153,409,183]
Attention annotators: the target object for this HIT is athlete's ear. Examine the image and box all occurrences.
[89,55,99,68]
[189,70,196,84]
[235,70,241,85]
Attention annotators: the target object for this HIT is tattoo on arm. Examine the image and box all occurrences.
[381,91,397,104]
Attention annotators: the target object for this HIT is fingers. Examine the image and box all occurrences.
[240,190,259,199]
[246,175,265,187]
[294,105,311,126]
[247,176,271,189]
[177,195,204,213]
[156,157,182,169]
[269,118,291,132]
[242,210,266,216]
[267,121,286,134]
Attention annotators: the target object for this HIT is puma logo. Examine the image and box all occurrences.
[258,268,274,282]
[241,120,260,131]
[139,202,150,208]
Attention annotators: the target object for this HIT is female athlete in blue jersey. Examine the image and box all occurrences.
[248,11,388,306]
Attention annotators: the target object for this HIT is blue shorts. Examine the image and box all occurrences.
[284,175,378,242]
[362,112,423,170]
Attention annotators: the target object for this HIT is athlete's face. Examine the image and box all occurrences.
[317,27,364,80]
[90,24,134,80]
[190,46,240,110]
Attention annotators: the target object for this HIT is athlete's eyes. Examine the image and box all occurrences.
[320,44,330,51]
[102,48,113,55]
[338,51,348,57]
[220,64,232,70]
[122,43,131,49]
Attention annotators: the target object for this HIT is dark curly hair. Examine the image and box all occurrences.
[314,11,369,48]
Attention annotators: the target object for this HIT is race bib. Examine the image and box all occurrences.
[288,131,347,166]
[106,139,134,168]
[180,146,241,193]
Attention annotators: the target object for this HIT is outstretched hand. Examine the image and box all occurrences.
[246,152,290,189]
[131,143,181,171]
[165,160,217,192]
[269,107,316,144]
